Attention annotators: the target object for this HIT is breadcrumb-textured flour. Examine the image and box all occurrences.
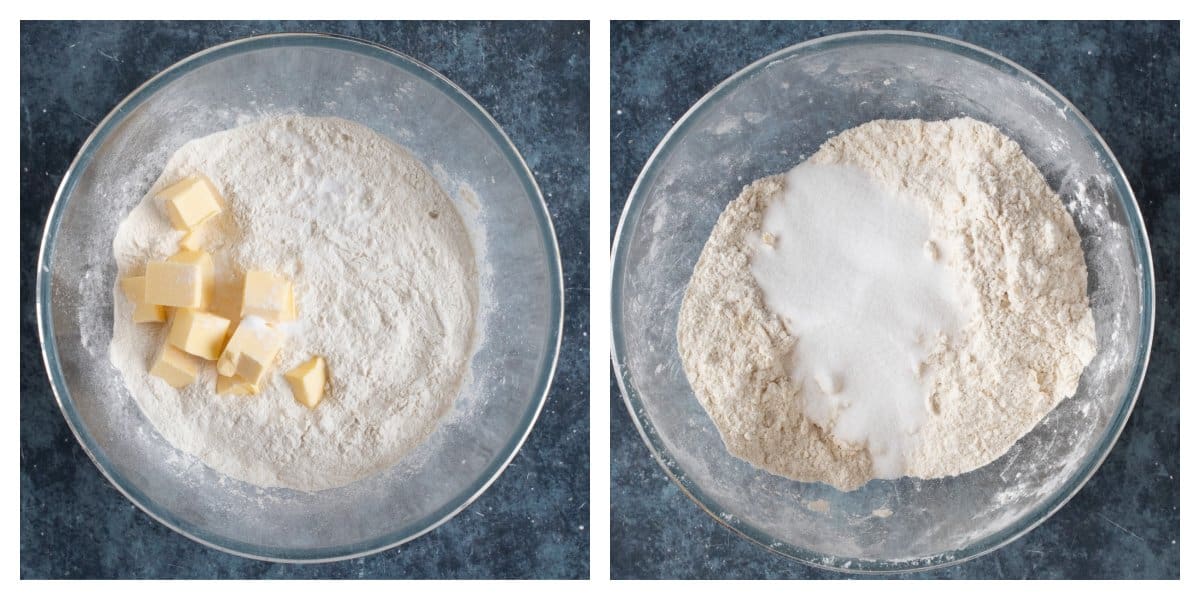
[110,116,479,492]
[677,118,1097,491]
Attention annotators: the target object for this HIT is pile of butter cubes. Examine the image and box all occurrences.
[121,174,328,409]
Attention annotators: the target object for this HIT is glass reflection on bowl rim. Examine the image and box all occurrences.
[36,32,564,563]
[610,29,1154,574]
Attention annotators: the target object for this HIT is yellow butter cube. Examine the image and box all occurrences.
[119,275,149,304]
[145,260,202,308]
[169,249,214,280]
[167,308,231,360]
[119,276,167,323]
[159,175,223,231]
[285,356,327,409]
[217,317,284,387]
[149,342,200,388]
[145,250,214,308]
[179,228,205,251]
[133,303,168,323]
[216,375,259,396]
[241,271,295,322]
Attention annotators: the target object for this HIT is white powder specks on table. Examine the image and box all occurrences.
[110,116,480,492]
[677,118,1097,491]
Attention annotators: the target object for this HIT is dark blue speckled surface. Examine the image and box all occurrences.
[20,21,589,579]
[610,21,1179,579]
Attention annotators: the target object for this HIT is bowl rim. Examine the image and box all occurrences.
[36,31,565,563]
[610,28,1155,574]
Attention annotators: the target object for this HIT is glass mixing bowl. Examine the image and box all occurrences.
[611,30,1153,572]
[37,33,563,562]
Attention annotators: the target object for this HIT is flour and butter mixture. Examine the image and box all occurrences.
[110,116,480,491]
[678,118,1097,491]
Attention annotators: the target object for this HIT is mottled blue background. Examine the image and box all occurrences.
[20,21,589,579]
[610,21,1179,579]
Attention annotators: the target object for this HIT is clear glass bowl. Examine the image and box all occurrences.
[611,30,1154,572]
[37,33,563,562]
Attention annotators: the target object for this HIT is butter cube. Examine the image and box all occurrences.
[216,375,259,396]
[119,275,149,303]
[159,175,223,231]
[167,308,231,360]
[119,276,167,323]
[133,303,169,323]
[149,342,200,388]
[170,249,214,279]
[145,260,202,307]
[179,228,205,251]
[242,271,295,322]
[145,250,214,308]
[285,356,327,409]
[217,317,284,387]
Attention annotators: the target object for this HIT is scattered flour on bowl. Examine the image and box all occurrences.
[109,115,479,492]
[677,118,1097,491]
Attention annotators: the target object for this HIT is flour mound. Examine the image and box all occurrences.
[110,116,479,492]
[677,118,1097,491]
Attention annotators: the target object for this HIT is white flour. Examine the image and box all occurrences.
[110,116,480,492]
[678,118,1097,491]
